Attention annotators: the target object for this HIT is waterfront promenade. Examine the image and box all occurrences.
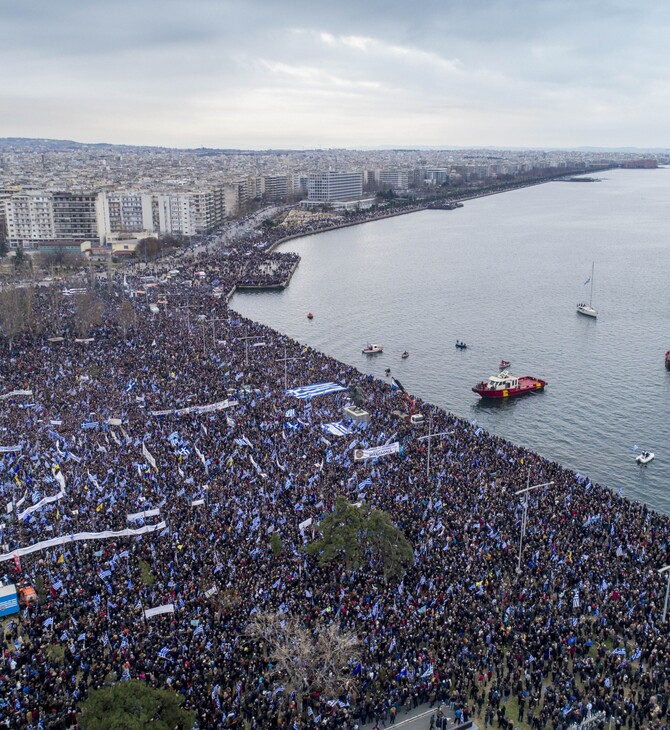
[0,198,668,729]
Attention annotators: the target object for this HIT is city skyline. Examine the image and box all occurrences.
[2,0,668,149]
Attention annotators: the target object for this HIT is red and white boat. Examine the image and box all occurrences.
[499,359,510,369]
[472,369,547,399]
[362,344,384,354]
[665,350,670,370]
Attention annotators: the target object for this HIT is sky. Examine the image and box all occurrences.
[1,0,668,149]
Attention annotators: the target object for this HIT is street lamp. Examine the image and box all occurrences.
[514,473,555,575]
[416,411,453,480]
[275,345,305,390]
[658,565,670,622]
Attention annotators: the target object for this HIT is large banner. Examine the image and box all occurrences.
[150,399,238,417]
[142,442,157,469]
[127,508,160,522]
[0,445,23,453]
[0,521,167,563]
[144,603,175,619]
[354,442,400,461]
[0,390,32,400]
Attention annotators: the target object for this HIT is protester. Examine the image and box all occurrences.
[0,218,668,730]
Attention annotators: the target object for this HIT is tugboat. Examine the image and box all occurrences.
[472,370,547,399]
[307,312,314,320]
[665,350,670,370]
[362,344,384,355]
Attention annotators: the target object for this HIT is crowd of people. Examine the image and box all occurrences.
[0,215,669,730]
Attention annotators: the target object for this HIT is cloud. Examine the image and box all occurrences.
[0,0,667,147]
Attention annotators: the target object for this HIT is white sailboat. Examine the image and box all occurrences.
[577,262,597,318]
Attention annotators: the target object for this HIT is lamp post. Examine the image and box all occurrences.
[416,411,453,480]
[658,565,670,622]
[275,345,305,390]
[514,473,555,575]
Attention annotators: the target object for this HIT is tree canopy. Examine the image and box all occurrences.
[306,496,414,580]
[79,680,194,730]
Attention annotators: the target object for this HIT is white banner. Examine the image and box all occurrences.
[127,508,160,522]
[0,521,167,563]
[18,491,65,520]
[298,517,313,531]
[150,399,238,417]
[191,498,205,507]
[0,390,32,400]
[354,442,400,461]
[204,586,218,598]
[142,442,157,469]
[0,445,23,453]
[144,603,175,619]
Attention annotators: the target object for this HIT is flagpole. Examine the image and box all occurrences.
[514,475,554,575]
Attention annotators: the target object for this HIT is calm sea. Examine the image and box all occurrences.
[231,168,670,514]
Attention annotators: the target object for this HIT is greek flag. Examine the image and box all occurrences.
[52,580,63,592]
[81,421,99,430]
[99,569,112,580]
[60,630,69,641]
[324,421,353,437]
[176,446,191,457]
[158,647,171,659]
[631,647,642,661]
[43,617,54,628]
[572,589,580,608]
[31,490,41,504]
[284,408,296,419]
[358,477,372,491]
[421,664,434,678]
[122,668,131,681]
[126,380,137,393]
[102,633,109,647]
[286,382,347,399]
[193,624,204,637]
[611,647,626,656]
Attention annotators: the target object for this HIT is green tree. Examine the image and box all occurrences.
[306,496,414,580]
[270,532,283,556]
[79,680,194,730]
[0,239,8,258]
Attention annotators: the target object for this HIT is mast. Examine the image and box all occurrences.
[589,262,595,307]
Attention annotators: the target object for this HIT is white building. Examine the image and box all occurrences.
[307,171,363,202]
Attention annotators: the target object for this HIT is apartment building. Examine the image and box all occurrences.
[52,191,98,241]
[3,190,55,248]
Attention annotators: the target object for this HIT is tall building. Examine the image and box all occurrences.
[307,171,363,202]
[96,191,154,239]
[52,191,98,242]
[3,191,55,248]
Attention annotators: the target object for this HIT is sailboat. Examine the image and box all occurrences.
[577,262,597,318]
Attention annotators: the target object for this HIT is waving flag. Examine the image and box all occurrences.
[286,382,347,399]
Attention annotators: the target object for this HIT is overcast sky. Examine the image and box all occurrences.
[1,0,668,149]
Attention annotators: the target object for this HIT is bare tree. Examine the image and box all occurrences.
[246,611,360,712]
[0,289,26,351]
[74,291,104,338]
[117,299,136,340]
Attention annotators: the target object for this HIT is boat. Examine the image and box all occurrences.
[635,451,655,465]
[456,341,467,350]
[384,367,391,376]
[499,359,510,369]
[665,350,670,370]
[307,312,313,320]
[577,262,597,318]
[362,344,383,355]
[472,370,547,399]
[401,351,409,359]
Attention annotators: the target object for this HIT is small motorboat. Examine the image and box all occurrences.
[499,360,510,369]
[384,367,391,376]
[362,344,384,355]
[401,351,409,359]
[635,451,655,465]
[307,312,314,320]
[456,341,467,350]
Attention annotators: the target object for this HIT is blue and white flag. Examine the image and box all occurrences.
[158,647,171,659]
[284,408,296,419]
[324,421,353,437]
[286,382,347,400]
